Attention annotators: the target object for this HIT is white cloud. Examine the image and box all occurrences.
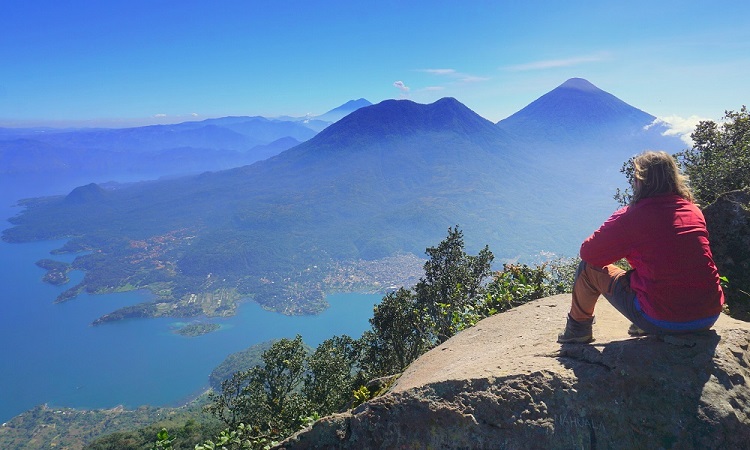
[153,113,167,118]
[393,80,410,92]
[459,75,490,83]
[419,68,488,83]
[191,112,199,117]
[423,69,456,75]
[646,115,709,146]
[414,68,490,94]
[504,52,610,71]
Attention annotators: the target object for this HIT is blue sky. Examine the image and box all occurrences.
[2,0,748,134]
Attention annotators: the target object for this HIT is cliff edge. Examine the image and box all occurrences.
[279,294,750,449]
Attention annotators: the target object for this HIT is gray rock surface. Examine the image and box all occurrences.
[278,294,750,449]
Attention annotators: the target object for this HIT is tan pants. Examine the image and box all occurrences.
[570,262,632,322]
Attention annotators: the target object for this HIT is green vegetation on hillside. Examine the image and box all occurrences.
[209,341,277,392]
[0,399,221,450]
[35,258,72,285]
[6,197,425,322]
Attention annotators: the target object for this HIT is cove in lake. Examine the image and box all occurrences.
[0,176,382,422]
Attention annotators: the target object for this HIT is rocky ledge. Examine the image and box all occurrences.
[278,294,750,449]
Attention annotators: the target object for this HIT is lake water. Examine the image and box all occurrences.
[0,176,382,422]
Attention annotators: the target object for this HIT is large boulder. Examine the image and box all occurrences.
[278,294,750,449]
[703,188,750,320]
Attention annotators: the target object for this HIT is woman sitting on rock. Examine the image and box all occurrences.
[558,150,725,343]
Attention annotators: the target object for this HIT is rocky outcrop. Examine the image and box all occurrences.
[704,188,750,320]
[278,294,750,449]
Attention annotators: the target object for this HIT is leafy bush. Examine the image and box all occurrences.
[360,288,428,378]
[450,258,579,331]
[678,106,750,206]
[87,417,221,450]
[151,428,174,450]
[303,335,359,416]
[205,336,310,437]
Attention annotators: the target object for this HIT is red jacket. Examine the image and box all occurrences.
[580,194,724,322]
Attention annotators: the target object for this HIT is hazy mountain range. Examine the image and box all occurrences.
[2,79,685,317]
[0,99,372,179]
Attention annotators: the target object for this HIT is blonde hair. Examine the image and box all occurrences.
[631,151,694,204]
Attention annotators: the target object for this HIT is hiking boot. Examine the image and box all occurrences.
[557,314,594,344]
[628,323,648,336]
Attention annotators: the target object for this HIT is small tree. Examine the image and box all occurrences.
[613,158,636,206]
[364,288,428,376]
[205,335,310,442]
[205,369,255,428]
[415,226,494,344]
[303,335,359,415]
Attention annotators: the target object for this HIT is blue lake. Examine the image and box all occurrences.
[0,176,382,422]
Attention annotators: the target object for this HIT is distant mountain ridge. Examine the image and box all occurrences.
[0,99,372,179]
[315,98,373,123]
[3,79,687,321]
